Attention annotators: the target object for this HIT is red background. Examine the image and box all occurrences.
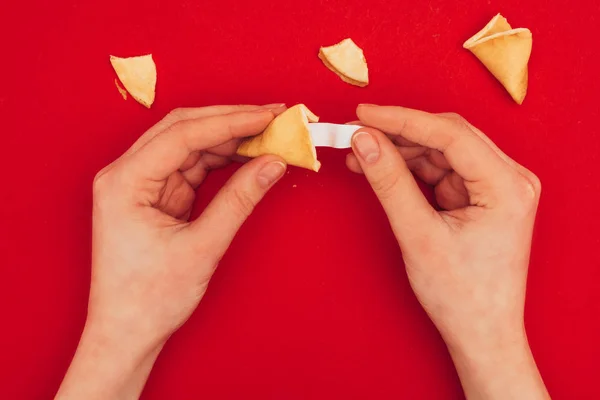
[1,0,599,398]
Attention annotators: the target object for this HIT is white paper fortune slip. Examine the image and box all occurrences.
[309,123,362,149]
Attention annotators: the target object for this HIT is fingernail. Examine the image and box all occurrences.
[358,103,378,107]
[257,161,286,188]
[251,108,272,113]
[352,131,380,164]
[262,103,286,108]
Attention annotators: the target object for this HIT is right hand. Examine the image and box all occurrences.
[346,104,549,400]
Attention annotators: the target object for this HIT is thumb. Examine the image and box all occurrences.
[351,128,438,240]
[186,155,287,260]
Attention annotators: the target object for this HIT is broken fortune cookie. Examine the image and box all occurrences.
[319,38,369,87]
[236,104,321,172]
[110,54,157,108]
[463,14,532,104]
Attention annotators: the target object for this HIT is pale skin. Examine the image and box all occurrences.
[56,104,550,400]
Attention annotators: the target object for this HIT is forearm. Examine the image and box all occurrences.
[447,329,550,400]
[55,324,162,400]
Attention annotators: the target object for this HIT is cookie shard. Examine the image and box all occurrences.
[236,104,321,172]
[319,38,369,87]
[110,54,156,108]
[464,14,532,104]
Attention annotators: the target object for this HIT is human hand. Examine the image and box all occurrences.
[347,105,549,400]
[56,104,288,400]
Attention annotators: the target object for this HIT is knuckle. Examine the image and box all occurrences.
[508,175,539,215]
[441,112,464,122]
[161,120,190,146]
[165,107,187,122]
[440,113,474,135]
[371,170,401,200]
[92,170,115,208]
[92,166,132,207]
[448,115,470,131]
[528,172,542,196]
[396,118,409,135]
[224,118,237,138]
[228,188,256,219]
[92,169,110,195]
[525,169,542,197]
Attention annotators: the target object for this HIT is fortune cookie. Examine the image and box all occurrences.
[319,38,369,87]
[463,14,532,104]
[110,54,157,108]
[237,104,321,172]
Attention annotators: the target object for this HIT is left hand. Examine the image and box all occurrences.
[56,104,287,400]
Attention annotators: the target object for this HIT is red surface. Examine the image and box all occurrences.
[1,0,599,398]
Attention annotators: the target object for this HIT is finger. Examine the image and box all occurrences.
[437,112,521,169]
[438,113,541,190]
[125,104,286,156]
[201,139,247,157]
[153,172,195,219]
[347,147,444,176]
[181,153,231,189]
[347,122,420,148]
[346,153,363,174]
[390,135,420,147]
[406,156,448,185]
[124,110,275,182]
[186,155,287,261]
[347,120,418,148]
[425,148,452,170]
[435,171,470,210]
[231,154,251,163]
[179,151,202,171]
[351,127,440,240]
[357,105,517,206]
[397,145,428,161]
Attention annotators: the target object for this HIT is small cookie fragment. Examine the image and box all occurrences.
[237,104,321,172]
[319,38,369,87]
[463,14,532,104]
[110,54,156,108]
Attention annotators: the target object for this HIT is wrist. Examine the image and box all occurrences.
[443,320,528,363]
[55,321,164,399]
[446,327,549,400]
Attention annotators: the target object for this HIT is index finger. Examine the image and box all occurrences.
[125,104,286,156]
[123,110,275,182]
[356,105,513,186]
